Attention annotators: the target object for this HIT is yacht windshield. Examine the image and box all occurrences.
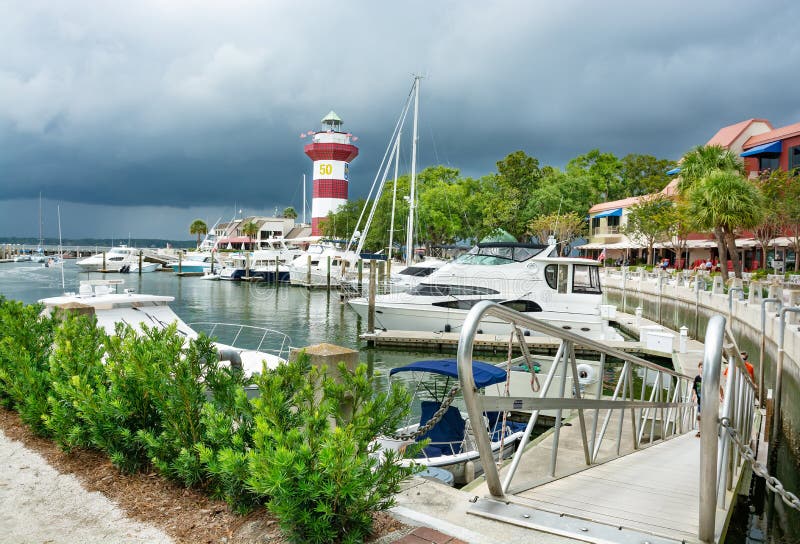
[455,244,545,265]
[399,266,437,277]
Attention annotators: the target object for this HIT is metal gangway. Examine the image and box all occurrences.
[455,301,765,543]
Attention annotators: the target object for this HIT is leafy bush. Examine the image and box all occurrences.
[0,298,58,434]
[44,312,107,450]
[247,354,417,544]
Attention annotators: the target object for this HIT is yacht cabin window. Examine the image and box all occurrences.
[572,265,602,294]
[409,284,500,296]
[399,266,436,277]
[544,264,570,293]
[455,244,546,265]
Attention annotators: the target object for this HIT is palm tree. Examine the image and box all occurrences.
[282,207,298,219]
[189,219,208,249]
[688,170,764,278]
[678,145,746,272]
[678,145,744,193]
[241,220,259,249]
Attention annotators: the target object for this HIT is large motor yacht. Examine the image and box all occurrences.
[76,246,149,272]
[348,241,620,341]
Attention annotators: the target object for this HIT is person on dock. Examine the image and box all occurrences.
[692,361,702,437]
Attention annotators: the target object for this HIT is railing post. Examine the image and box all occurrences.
[760,298,781,408]
[699,315,724,543]
[770,307,800,473]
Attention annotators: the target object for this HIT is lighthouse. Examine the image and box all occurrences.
[304,111,359,235]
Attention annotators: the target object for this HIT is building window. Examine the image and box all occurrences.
[759,156,780,171]
[790,146,800,172]
[607,215,620,228]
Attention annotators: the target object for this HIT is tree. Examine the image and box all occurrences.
[241,221,259,248]
[524,166,595,220]
[677,145,746,271]
[688,170,764,278]
[282,207,298,219]
[527,212,585,255]
[661,200,693,269]
[482,151,543,239]
[620,154,677,196]
[567,149,623,202]
[781,171,800,271]
[624,194,674,265]
[753,170,787,269]
[189,219,208,249]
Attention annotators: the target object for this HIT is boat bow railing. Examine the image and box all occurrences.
[189,322,292,360]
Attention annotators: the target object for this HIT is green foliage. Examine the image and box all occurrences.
[137,332,219,485]
[190,219,208,248]
[0,298,57,434]
[621,154,676,196]
[527,211,585,252]
[44,313,107,450]
[624,194,675,265]
[677,145,744,194]
[247,354,418,544]
[282,207,298,219]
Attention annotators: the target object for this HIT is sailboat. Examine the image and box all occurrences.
[32,193,47,263]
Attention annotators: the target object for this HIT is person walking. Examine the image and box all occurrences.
[692,361,702,437]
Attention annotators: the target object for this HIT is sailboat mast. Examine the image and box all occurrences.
[58,204,65,290]
[405,76,421,267]
[388,132,401,261]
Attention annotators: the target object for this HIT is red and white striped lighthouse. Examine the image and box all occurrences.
[304,111,359,235]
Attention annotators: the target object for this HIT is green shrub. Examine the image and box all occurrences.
[44,313,108,450]
[0,298,58,434]
[247,354,418,544]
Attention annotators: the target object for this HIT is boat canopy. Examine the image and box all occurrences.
[389,359,507,388]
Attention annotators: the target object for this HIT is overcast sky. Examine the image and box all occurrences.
[2,0,799,239]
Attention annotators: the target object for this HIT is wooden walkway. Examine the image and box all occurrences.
[515,433,700,542]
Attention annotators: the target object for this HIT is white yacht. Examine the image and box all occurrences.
[220,239,300,281]
[348,240,621,341]
[76,246,148,272]
[288,241,351,287]
[39,280,289,376]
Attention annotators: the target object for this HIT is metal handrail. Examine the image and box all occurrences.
[698,316,759,541]
[189,322,293,359]
[456,301,696,498]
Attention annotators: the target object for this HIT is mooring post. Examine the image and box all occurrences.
[245,252,250,279]
[378,260,385,289]
[306,254,312,287]
[275,257,279,286]
[138,250,143,275]
[327,255,331,291]
[358,259,363,291]
[102,250,106,271]
[210,251,215,274]
[367,260,377,333]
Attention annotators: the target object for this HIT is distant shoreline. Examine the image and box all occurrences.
[0,238,196,249]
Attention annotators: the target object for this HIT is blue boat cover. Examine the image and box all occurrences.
[741,141,781,157]
[416,400,465,456]
[390,358,507,388]
[666,167,681,176]
[592,208,622,219]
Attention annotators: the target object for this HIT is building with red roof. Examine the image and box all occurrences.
[580,117,796,270]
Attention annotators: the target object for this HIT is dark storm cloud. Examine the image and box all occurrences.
[1,0,800,237]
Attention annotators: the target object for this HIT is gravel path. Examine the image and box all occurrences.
[0,429,173,544]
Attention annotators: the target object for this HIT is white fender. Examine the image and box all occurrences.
[576,363,598,386]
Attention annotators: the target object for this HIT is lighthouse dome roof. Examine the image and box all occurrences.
[321,110,343,125]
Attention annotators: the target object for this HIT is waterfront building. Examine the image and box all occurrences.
[581,117,799,269]
[303,111,359,236]
[215,216,302,250]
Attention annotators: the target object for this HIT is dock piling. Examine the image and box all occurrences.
[367,260,376,333]
[306,254,312,288]
[178,251,182,274]
[327,255,331,291]
[138,251,143,275]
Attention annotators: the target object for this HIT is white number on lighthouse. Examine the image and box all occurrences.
[319,163,333,176]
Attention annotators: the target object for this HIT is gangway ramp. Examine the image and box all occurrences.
[454,302,759,543]
[471,432,702,543]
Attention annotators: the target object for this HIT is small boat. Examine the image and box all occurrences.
[76,246,151,272]
[200,272,221,280]
[124,262,159,273]
[13,254,32,262]
[376,359,527,485]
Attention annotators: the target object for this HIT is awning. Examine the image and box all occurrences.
[666,167,681,176]
[741,141,781,157]
[592,208,622,219]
